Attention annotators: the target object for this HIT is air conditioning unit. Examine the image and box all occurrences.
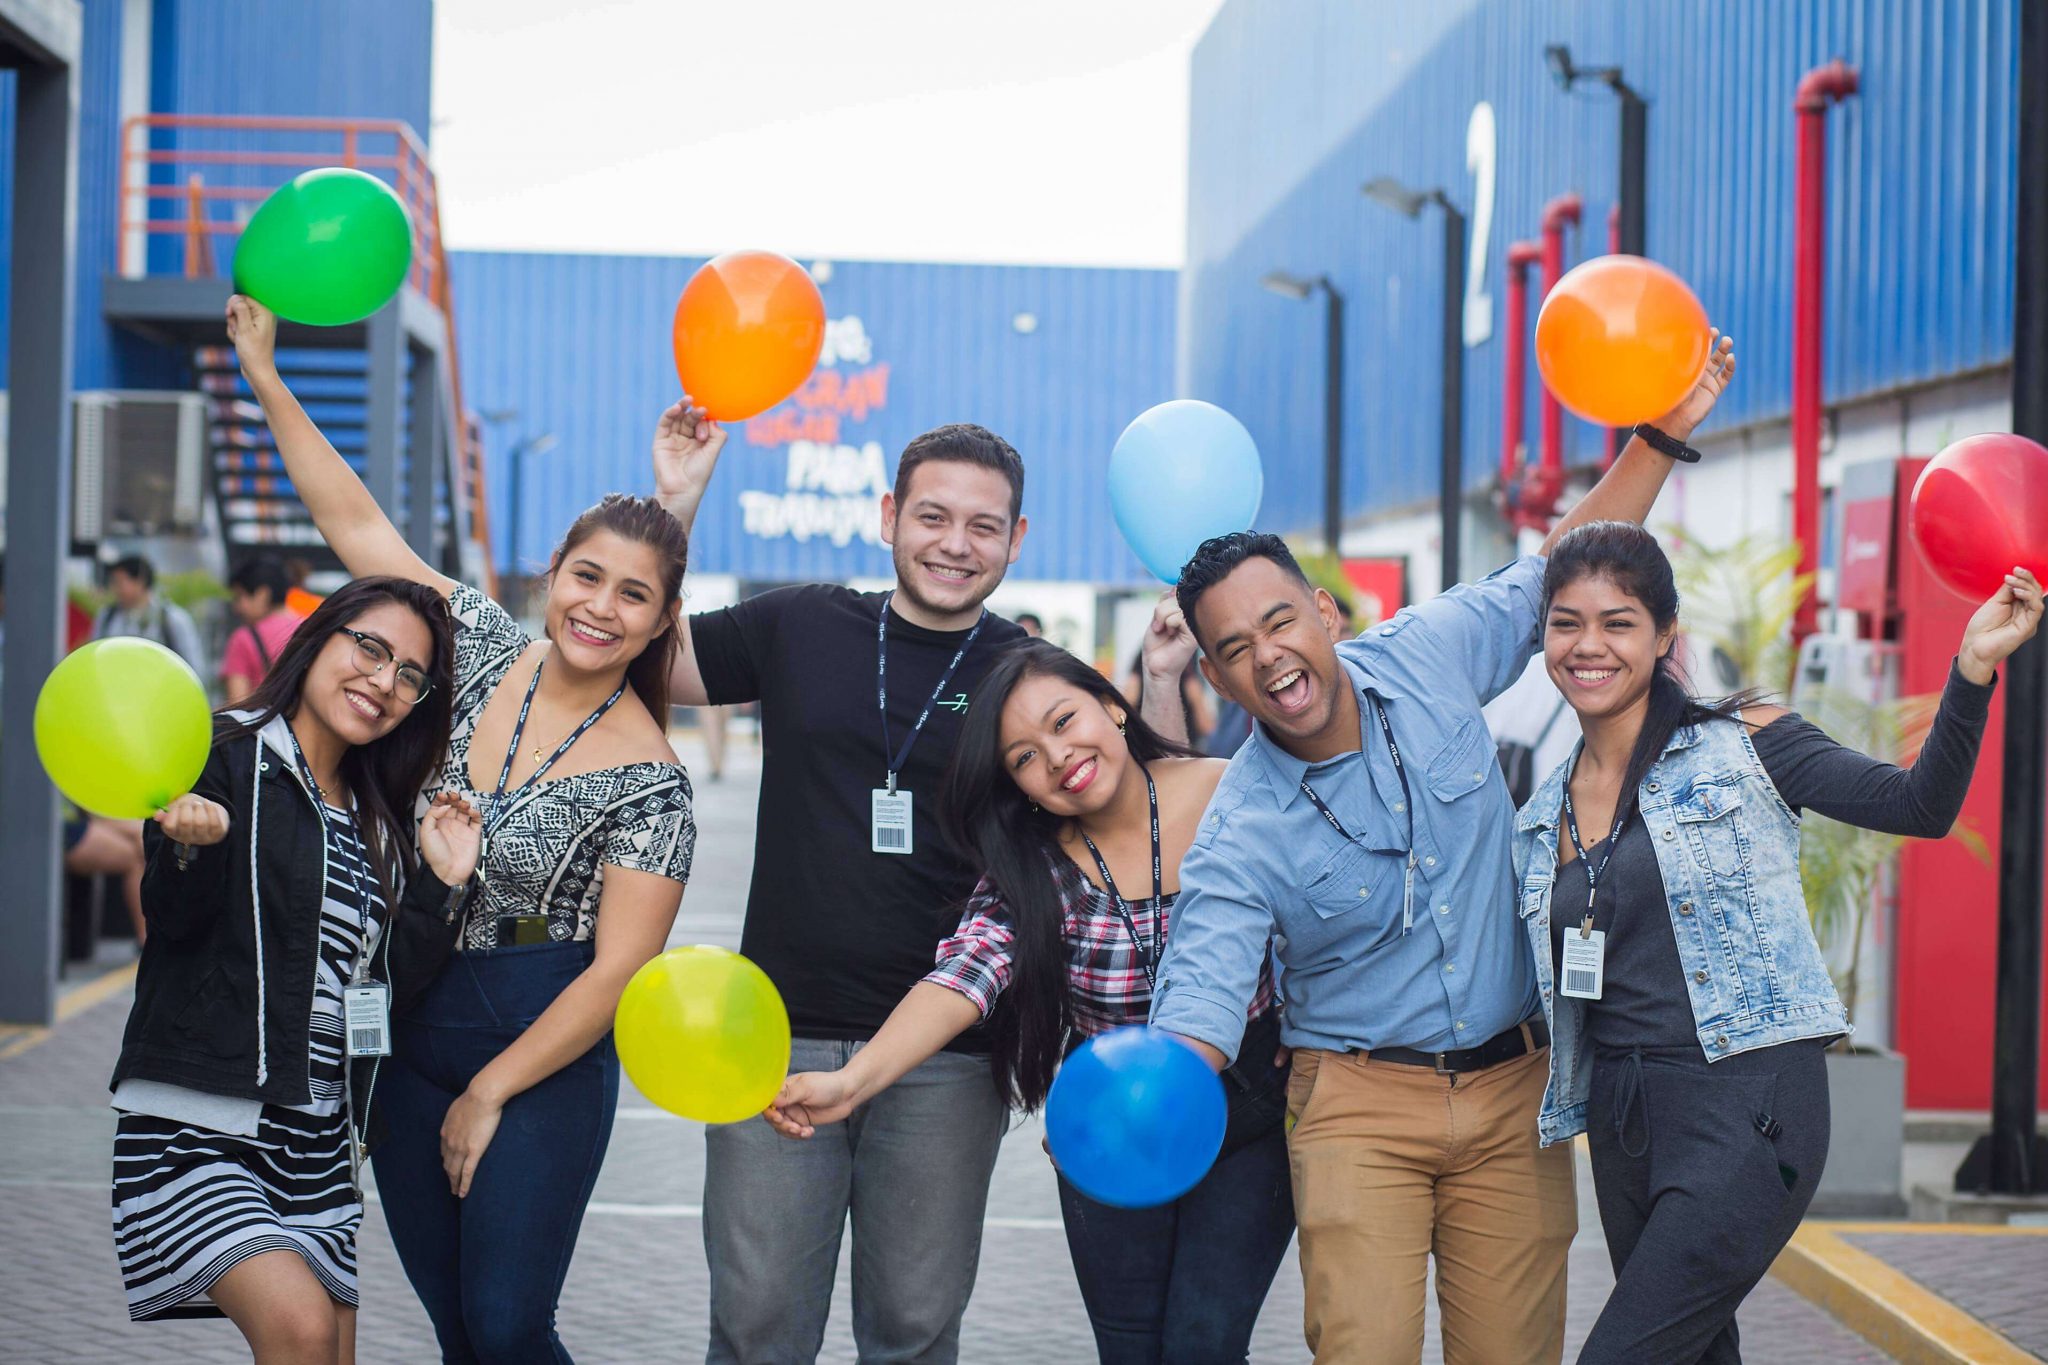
[73,391,207,542]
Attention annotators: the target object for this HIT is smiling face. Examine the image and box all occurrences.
[302,599,433,747]
[1191,558,1349,756]
[543,528,674,675]
[880,460,1026,625]
[998,671,1132,820]
[1543,573,1676,724]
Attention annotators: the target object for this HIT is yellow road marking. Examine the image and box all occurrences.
[0,962,139,1062]
[1772,1222,2039,1365]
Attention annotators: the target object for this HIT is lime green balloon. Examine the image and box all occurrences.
[232,167,414,326]
[35,639,213,819]
[615,946,792,1124]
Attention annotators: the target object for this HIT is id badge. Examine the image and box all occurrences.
[871,788,914,855]
[343,982,393,1057]
[1559,928,1606,1000]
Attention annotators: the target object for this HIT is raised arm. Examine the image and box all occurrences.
[1543,331,1737,554]
[1138,589,1198,745]
[651,399,730,708]
[226,295,454,594]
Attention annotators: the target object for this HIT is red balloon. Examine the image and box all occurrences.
[671,250,827,422]
[1908,433,2048,600]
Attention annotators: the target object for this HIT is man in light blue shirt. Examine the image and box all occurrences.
[1151,338,1735,1365]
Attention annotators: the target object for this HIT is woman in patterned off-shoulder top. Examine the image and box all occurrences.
[229,293,709,1360]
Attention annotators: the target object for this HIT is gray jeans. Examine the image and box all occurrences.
[703,1038,1008,1365]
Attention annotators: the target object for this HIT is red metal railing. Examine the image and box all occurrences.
[117,113,494,591]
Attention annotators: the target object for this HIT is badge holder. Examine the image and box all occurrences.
[871,782,914,855]
[343,981,393,1058]
[1560,917,1606,1000]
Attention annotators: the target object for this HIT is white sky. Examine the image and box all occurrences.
[430,0,1227,268]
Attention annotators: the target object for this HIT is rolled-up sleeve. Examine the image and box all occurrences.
[922,876,1017,1019]
[1148,831,1273,1066]
[1401,554,1547,705]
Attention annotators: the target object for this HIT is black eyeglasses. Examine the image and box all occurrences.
[338,627,433,704]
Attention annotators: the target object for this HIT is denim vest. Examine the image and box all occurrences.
[1511,713,1850,1146]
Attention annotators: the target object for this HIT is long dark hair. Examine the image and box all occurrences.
[939,639,1198,1111]
[1544,522,1770,821]
[545,494,688,719]
[218,576,456,905]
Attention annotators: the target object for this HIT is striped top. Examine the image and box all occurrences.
[291,804,386,1117]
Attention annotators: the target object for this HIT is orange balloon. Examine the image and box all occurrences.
[1535,255,1711,427]
[671,251,828,422]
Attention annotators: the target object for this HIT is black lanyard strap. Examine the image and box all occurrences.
[1560,747,1628,930]
[283,723,372,946]
[488,658,626,832]
[1298,694,1420,933]
[876,593,985,794]
[1078,766,1165,990]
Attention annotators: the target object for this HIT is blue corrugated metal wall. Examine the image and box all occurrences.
[1184,0,2022,534]
[450,251,1177,585]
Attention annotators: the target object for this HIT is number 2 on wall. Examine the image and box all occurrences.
[1463,101,1497,348]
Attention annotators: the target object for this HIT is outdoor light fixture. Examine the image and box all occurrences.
[1260,268,1344,552]
[1543,44,1647,255]
[1364,176,1466,592]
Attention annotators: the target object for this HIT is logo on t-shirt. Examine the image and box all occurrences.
[937,692,969,713]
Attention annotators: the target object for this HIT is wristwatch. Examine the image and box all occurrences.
[1632,423,1702,463]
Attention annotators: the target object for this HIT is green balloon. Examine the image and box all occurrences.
[232,167,415,326]
[35,638,213,819]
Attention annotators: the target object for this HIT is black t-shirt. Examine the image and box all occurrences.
[691,585,1026,1046]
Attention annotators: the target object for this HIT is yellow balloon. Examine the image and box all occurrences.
[34,638,212,818]
[614,946,791,1123]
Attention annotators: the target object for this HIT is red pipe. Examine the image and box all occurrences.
[1529,193,1583,520]
[1603,203,1624,470]
[1792,59,1859,648]
[1501,241,1546,527]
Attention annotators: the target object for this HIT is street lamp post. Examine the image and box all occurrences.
[1364,178,1467,593]
[1545,44,1647,256]
[1260,271,1347,556]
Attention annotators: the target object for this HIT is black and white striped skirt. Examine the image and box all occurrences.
[110,1106,362,1320]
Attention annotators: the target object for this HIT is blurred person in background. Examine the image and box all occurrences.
[222,556,304,703]
[95,554,206,676]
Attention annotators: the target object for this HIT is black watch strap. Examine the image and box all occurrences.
[1632,423,1702,463]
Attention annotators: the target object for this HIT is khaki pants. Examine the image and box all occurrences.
[1285,1043,1577,1365]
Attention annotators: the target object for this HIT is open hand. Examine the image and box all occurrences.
[1652,329,1737,442]
[1959,569,2044,684]
[651,397,728,512]
[224,295,280,383]
[763,1070,862,1139]
[419,792,483,886]
[155,793,230,847]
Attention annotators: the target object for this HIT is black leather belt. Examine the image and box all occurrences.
[1367,1018,1549,1075]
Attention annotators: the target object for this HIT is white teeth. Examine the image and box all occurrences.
[1062,758,1095,790]
[570,620,619,642]
[1572,669,1617,682]
[344,690,383,719]
[1266,669,1304,694]
[926,565,971,580]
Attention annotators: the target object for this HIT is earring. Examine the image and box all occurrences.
[1029,801,1040,814]
[1118,722,1128,735]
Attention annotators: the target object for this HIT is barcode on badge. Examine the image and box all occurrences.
[1565,970,1596,995]
[875,826,907,850]
[351,1029,382,1052]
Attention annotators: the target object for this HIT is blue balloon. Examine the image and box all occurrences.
[1045,1026,1227,1208]
[1108,399,1264,582]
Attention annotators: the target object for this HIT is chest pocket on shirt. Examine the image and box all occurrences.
[1304,842,1398,921]
[1669,776,1748,879]
[1423,716,1496,805]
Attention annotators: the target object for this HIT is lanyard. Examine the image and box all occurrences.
[1077,766,1165,991]
[283,724,373,968]
[876,593,985,795]
[488,659,626,834]
[1297,694,1420,933]
[1559,748,1628,935]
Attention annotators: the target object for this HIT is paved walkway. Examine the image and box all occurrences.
[0,733,1926,1361]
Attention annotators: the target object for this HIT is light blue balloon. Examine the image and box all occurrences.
[1108,400,1264,583]
[1046,1026,1227,1209]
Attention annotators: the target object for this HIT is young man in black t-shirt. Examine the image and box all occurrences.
[657,411,1070,1363]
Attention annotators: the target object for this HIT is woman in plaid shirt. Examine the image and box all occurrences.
[767,637,1292,1364]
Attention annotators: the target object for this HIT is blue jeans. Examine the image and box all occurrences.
[370,941,618,1364]
[703,1038,1007,1364]
[1055,1038,1296,1364]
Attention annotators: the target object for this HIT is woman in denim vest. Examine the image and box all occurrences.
[1510,521,2040,1364]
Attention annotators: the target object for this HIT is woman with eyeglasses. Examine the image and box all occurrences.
[109,576,479,1359]
[227,295,700,1360]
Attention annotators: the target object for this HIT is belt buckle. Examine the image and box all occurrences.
[1433,1051,1453,1075]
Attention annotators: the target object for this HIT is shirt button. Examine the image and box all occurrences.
[1357,887,1371,898]
[1439,904,1450,915]
[1663,829,1676,840]
[1425,856,1437,868]
[1445,962,1456,973]
[1714,1034,1729,1049]
[1679,902,1695,916]
[1648,782,1661,793]
[1693,970,1708,983]
[1455,1021,1467,1031]
[1380,627,1395,637]
[1393,802,1406,813]
[1472,771,1483,782]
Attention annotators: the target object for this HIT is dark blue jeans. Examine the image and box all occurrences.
[1054,1037,1296,1365]
[369,940,618,1364]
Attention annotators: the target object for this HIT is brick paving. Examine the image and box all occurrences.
[1842,1231,2048,1359]
[0,734,1905,1361]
